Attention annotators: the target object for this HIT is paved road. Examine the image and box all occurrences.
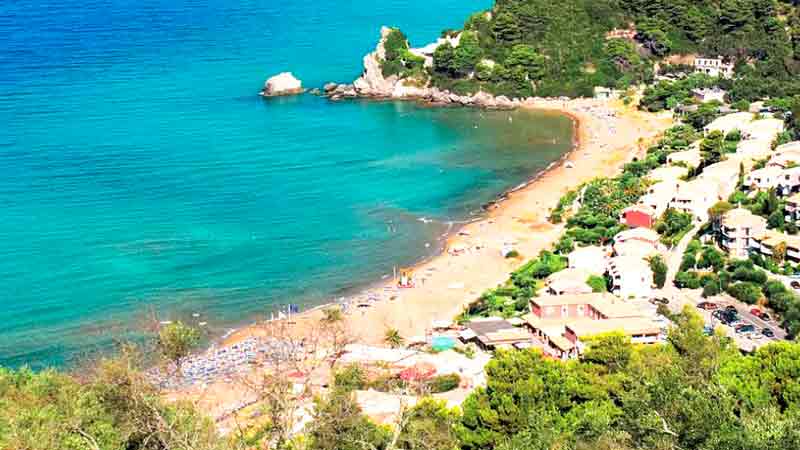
[655,224,787,350]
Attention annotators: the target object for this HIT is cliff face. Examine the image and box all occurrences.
[352,27,400,97]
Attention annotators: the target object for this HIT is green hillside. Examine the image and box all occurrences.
[423,0,800,98]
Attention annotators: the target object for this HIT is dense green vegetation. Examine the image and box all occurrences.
[382,29,427,80]
[457,309,800,450]
[0,349,225,450]
[9,311,800,450]
[410,0,800,99]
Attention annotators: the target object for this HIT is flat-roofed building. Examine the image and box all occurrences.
[786,193,800,222]
[777,167,800,196]
[567,246,607,274]
[545,268,593,296]
[704,112,754,135]
[750,230,800,264]
[736,139,774,161]
[607,255,654,299]
[745,166,784,191]
[524,293,646,359]
[742,118,785,142]
[669,179,721,223]
[768,147,800,170]
[693,57,734,78]
[667,149,702,169]
[718,208,768,259]
[613,239,660,259]
[649,165,689,183]
[692,87,726,103]
[614,227,661,247]
[461,318,533,351]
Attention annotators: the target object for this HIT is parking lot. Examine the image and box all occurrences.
[666,289,786,351]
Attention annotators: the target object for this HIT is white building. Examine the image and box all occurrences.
[607,255,654,299]
[649,165,689,183]
[693,57,734,78]
[744,166,784,191]
[667,148,702,169]
[703,112,754,136]
[698,160,740,199]
[691,87,727,103]
[567,246,607,274]
[777,167,800,196]
[638,180,683,217]
[669,179,721,223]
[718,208,768,259]
[546,268,594,296]
[768,145,800,170]
[614,227,662,247]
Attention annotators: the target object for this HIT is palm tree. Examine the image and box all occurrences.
[321,307,343,324]
[384,328,405,349]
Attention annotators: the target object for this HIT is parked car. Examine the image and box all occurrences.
[735,324,756,334]
[725,305,738,313]
[762,328,775,338]
[750,308,773,321]
[697,302,718,310]
[791,280,800,289]
[651,297,670,305]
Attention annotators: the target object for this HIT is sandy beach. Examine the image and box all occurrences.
[221,97,673,347]
[163,97,672,421]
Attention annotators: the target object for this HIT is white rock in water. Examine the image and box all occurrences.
[262,72,303,97]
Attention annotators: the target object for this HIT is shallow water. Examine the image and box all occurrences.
[0,0,574,368]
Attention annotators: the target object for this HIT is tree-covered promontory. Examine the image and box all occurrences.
[423,0,800,98]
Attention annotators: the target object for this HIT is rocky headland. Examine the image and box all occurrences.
[323,26,546,109]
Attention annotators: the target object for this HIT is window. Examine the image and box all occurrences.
[577,305,585,317]
[561,306,568,318]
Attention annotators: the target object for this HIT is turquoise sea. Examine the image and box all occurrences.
[0,0,574,368]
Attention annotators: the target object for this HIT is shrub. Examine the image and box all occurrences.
[649,255,668,289]
[426,374,461,393]
[732,267,767,284]
[587,275,608,293]
[726,282,763,304]
[675,271,701,289]
[334,364,367,391]
[702,282,721,298]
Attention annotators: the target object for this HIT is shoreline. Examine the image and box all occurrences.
[218,97,670,349]
[205,106,580,345]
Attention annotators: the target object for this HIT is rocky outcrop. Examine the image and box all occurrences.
[324,27,534,109]
[352,26,398,97]
[261,72,304,97]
